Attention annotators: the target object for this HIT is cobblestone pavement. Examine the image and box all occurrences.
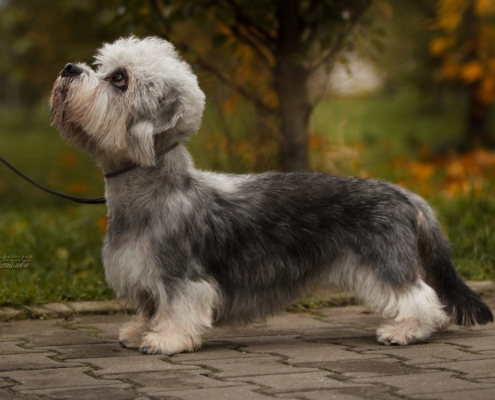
[0,293,494,400]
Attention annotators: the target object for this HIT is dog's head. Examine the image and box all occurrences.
[50,36,205,166]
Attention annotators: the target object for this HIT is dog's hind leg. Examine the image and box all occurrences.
[139,279,221,355]
[371,278,449,345]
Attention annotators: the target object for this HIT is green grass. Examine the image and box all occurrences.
[432,189,495,281]
[0,92,494,307]
[312,91,469,178]
[0,207,111,306]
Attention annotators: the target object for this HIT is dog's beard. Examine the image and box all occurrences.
[50,77,100,155]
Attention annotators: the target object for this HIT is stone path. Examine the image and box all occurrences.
[0,291,494,400]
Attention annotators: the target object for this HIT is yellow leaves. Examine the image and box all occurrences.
[58,151,79,168]
[409,161,436,182]
[97,217,108,234]
[221,96,238,116]
[396,149,495,197]
[479,76,495,103]
[434,0,466,31]
[461,61,484,82]
[430,37,454,56]
[431,0,495,105]
[476,0,495,14]
[66,183,88,194]
[440,63,459,79]
[308,134,324,150]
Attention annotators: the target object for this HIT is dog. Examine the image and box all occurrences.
[50,36,493,355]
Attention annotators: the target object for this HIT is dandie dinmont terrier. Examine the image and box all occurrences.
[50,36,493,355]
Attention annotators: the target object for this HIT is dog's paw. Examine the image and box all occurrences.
[139,346,162,355]
[119,322,146,348]
[376,321,427,346]
[139,331,201,355]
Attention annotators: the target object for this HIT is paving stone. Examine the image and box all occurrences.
[317,306,384,325]
[362,343,495,365]
[0,353,81,372]
[78,355,200,375]
[425,358,495,379]
[0,321,107,347]
[260,312,339,330]
[170,342,271,362]
[313,335,391,351]
[0,319,68,337]
[0,307,23,319]
[205,313,332,340]
[150,384,277,400]
[109,370,239,394]
[224,371,369,395]
[414,388,495,400]
[25,331,107,347]
[0,294,494,399]
[209,334,302,350]
[34,303,73,314]
[275,386,398,400]
[299,328,377,343]
[66,301,128,313]
[205,325,290,339]
[435,335,495,352]
[223,332,373,351]
[71,314,132,325]
[355,371,495,397]
[20,385,138,400]
[38,343,137,359]
[292,358,425,379]
[0,388,41,400]
[247,342,386,363]
[177,355,316,378]
[0,341,44,355]
[3,367,130,392]
[69,315,132,341]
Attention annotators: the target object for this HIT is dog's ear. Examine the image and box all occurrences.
[154,97,184,133]
[127,97,184,166]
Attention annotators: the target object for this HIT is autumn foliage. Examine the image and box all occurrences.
[430,0,495,146]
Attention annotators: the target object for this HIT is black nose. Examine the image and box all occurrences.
[61,63,83,77]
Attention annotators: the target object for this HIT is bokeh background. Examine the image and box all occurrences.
[1,0,494,307]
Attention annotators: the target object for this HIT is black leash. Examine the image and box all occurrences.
[0,142,179,205]
[0,155,106,204]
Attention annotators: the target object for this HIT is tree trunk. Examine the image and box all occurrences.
[274,61,311,172]
[461,1,494,149]
[464,83,492,149]
[274,0,312,172]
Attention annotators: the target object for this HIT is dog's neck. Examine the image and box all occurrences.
[96,129,193,177]
[101,137,195,209]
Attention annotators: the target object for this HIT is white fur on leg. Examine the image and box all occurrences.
[375,279,449,345]
[119,312,149,348]
[139,279,220,355]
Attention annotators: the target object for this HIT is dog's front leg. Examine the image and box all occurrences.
[119,311,150,348]
[138,279,220,355]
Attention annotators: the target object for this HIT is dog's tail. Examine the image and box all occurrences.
[414,196,493,326]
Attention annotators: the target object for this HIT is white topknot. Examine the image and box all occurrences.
[94,36,205,135]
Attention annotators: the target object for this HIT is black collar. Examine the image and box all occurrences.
[104,142,179,179]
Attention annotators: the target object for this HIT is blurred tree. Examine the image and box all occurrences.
[0,0,120,115]
[373,1,438,95]
[430,0,495,148]
[118,0,373,171]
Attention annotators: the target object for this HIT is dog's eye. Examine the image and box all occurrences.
[111,73,127,89]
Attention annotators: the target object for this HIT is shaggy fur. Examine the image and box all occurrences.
[50,36,493,355]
